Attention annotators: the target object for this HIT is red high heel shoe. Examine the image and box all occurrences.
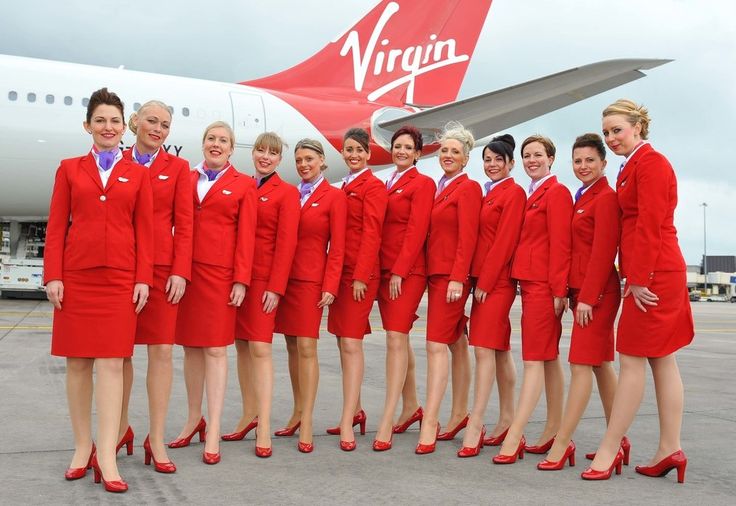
[634,450,687,484]
[221,417,258,441]
[525,435,555,454]
[483,427,509,447]
[457,427,485,458]
[392,407,424,434]
[586,436,631,465]
[437,414,469,441]
[326,410,367,435]
[537,441,576,470]
[339,439,357,451]
[143,435,176,473]
[168,417,206,448]
[202,450,221,465]
[64,443,96,480]
[297,441,314,453]
[274,421,300,437]
[415,423,441,455]
[91,454,128,493]
[116,426,134,456]
[492,435,526,464]
[581,448,624,480]
[372,433,393,452]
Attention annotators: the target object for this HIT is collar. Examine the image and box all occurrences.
[529,173,555,195]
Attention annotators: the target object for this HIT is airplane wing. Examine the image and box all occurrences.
[375,59,672,139]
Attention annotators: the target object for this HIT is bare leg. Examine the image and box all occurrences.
[119,357,133,441]
[284,336,302,427]
[534,357,564,445]
[445,332,471,429]
[336,337,362,417]
[174,346,204,438]
[490,350,516,436]
[648,354,684,464]
[338,337,365,442]
[417,341,449,444]
[397,337,421,423]
[147,344,173,462]
[249,341,274,449]
[462,346,496,447]
[231,339,258,432]
[547,363,592,461]
[297,337,319,445]
[202,346,228,454]
[94,358,124,481]
[376,330,409,442]
[498,361,544,455]
[593,361,618,423]
[590,354,646,470]
[66,358,94,469]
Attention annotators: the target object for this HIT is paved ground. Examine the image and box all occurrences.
[0,295,734,505]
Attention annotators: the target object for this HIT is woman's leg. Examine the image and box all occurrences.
[490,350,516,436]
[119,357,133,441]
[230,339,258,432]
[445,332,471,429]
[146,344,173,462]
[202,346,228,454]
[648,353,684,463]
[462,347,496,447]
[546,363,592,461]
[338,337,365,442]
[174,346,204,438]
[94,358,125,480]
[376,330,409,442]
[66,358,94,468]
[593,361,618,423]
[283,336,302,427]
[397,340,421,423]
[535,357,564,445]
[498,360,544,455]
[417,341,449,444]
[297,337,319,444]
[249,341,274,449]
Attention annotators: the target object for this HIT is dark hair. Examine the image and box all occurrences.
[343,127,370,151]
[391,125,423,152]
[572,133,606,160]
[86,87,124,124]
[521,134,556,158]
[482,134,515,162]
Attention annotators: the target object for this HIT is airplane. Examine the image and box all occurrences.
[0,0,667,292]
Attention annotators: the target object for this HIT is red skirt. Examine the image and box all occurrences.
[175,262,236,348]
[236,279,277,343]
[617,271,694,357]
[51,267,136,358]
[568,288,619,366]
[274,279,323,338]
[327,274,379,339]
[426,275,470,344]
[377,272,426,334]
[469,277,516,350]
[519,280,562,361]
[135,265,178,345]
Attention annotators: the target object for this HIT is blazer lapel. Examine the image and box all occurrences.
[485,178,512,205]
[344,170,369,194]
[389,167,416,195]
[617,143,651,189]
[258,172,281,200]
[106,158,130,191]
[202,167,237,205]
[80,155,104,192]
[436,173,468,203]
[148,150,168,179]
[527,175,556,209]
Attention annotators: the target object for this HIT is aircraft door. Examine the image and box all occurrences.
[230,92,265,146]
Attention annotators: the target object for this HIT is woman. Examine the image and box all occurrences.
[45,87,153,492]
[170,121,257,465]
[494,135,572,464]
[231,133,300,458]
[327,128,387,451]
[538,133,620,471]
[274,139,347,453]
[582,100,693,482]
[461,134,525,457]
[415,122,480,455]
[117,100,193,474]
[373,125,435,450]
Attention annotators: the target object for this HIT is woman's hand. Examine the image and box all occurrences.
[553,296,568,317]
[625,284,659,312]
[165,275,187,304]
[45,280,64,310]
[229,282,246,306]
[133,283,149,314]
[446,280,464,303]
[389,275,403,300]
[575,301,593,327]
[318,292,335,308]
[474,286,488,303]
[262,290,280,313]
[352,280,367,301]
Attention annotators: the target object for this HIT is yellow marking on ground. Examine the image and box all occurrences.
[0,325,52,330]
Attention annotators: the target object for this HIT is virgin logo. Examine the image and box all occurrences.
[340,1,469,103]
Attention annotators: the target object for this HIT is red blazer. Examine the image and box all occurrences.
[289,179,347,295]
[427,174,482,280]
[510,175,572,297]
[252,173,300,295]
[44,154,154,285]
[123,149,193,280]
[569,176,620,305]
[342,170,388,283]
[190,166,257,285]
[617,143,686,285]
[380,167,435,277]
[470,178,526,292]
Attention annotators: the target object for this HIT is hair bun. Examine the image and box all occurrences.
[491,134,515,150]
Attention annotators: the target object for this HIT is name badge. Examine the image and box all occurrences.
[620,179,627,187]
[349,192,358,197]
[311,202,320,207]
[577,209,585,214]
[395,189,403,194]
[158,175,169,180]
[260,196,269,202]
[222,189,232,195]
[118,177,129,183]
[531,203,538,208]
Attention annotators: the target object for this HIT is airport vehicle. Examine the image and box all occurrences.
[0,0,668,294]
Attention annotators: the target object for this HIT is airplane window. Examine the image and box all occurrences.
[64,96,72,105]
[82,97,89,107]
[182,107,190,117]
[8,91,17,101]
[27,92,36,103]
[134,102,141,111]
[46,94,54,104]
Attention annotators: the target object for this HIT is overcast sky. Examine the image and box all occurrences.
[1,0,734,265]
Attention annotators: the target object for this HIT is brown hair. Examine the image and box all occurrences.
[86,87,124,124]
[521,134,556,158]
[391,125,423,152]
[343,128,371,151]
[602,99,651,140]
[572,133,606,160]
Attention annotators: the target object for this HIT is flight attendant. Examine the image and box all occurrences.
[327,128,387,451]
[583,100,693,482]
[231,132,299,458]
[274,139,347,453]
[461,134,525,457]
[374,125,434,450]
[117,100,192,474]
[171,121,257,465]
[415,122,481,455]
[538,133,620,471]
[494,135,572,464]
[45,87,153,492]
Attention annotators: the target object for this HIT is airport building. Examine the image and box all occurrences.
[687,255,736,302]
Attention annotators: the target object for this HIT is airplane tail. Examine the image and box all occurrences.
[243,0,493,107]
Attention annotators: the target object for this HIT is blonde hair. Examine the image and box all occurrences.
[295,138,328,171]
[602,99,651,140]
[128,100,171,134]
[438,121,474,156]
[202,121,235,147]
[253,132,284,155]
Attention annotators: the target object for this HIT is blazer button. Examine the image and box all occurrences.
[99,195,106,201]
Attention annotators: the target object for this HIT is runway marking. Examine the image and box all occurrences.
[0,325,52,330]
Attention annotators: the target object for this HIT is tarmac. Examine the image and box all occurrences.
[0,295,734,505]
